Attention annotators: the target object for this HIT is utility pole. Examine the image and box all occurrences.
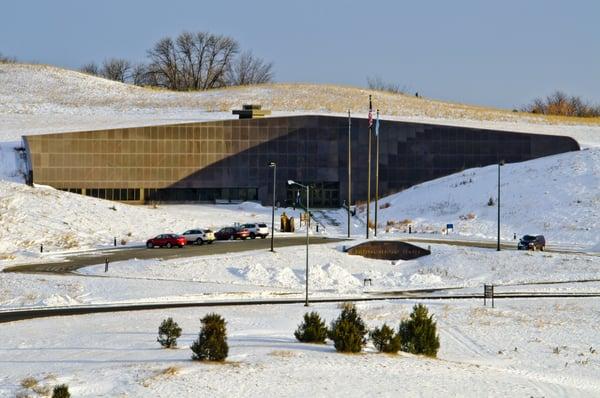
[374,109,380,237]
[366,95,372,239]
[497,160,504,251]
[347,109,352,238]
[269,162,276,252]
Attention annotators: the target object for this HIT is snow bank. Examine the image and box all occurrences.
[349,148,600,247]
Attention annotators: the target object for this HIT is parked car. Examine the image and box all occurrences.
[242,223,270,239]
[181,229,215,245]
[214,226,251,240]
[146,234,187,248]
[517,235,546,251]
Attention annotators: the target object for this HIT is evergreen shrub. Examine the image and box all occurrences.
[191,313,229,361]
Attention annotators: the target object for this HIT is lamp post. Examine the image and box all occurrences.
[268,161,276,252]
[497,160,505,251]
[288,179,310,306]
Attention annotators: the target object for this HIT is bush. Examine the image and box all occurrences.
[522,91,600,118]
[370,323,401,353]
[157,317,182,348]
[294,311,328,343]
[191,313,228,361]
[52,384,70,398]
[398,304,440,357]
[328,303,367,353]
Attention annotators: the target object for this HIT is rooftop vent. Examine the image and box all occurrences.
[232,104,271,119]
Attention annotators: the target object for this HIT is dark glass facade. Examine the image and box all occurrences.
[23,115,579,207]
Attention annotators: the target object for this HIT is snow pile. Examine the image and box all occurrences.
[0,180,297,266]
[351,148,600,247]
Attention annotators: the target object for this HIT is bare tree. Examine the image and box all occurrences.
[101,58,131,82]
[367,76,406,94]
[131,63,150,86]
[147,37,181,89]
[522,91,600,117]
[0,52,17,63]
[80,62,100,76]
[227,50,274,85]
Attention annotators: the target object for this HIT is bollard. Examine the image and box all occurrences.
[113,237,117,247]
[40,244,44,253]
[104,257,109,272]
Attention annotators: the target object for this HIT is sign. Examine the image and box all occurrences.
[484,284,494,308]
[446,223,454,233]
[347,241,431,261]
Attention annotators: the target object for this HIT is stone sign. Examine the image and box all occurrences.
[347,240,430,261]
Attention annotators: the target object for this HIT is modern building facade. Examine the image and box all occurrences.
[22,115,580,207]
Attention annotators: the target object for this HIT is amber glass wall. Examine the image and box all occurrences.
[23,116,579,206]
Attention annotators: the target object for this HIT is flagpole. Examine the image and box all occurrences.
[375,109,380,237]
[347,109,351,239]
[366,95,372,239]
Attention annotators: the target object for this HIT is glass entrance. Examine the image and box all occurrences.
[286,181,339,208]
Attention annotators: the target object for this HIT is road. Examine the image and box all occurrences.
[2,291,600,324]
[401,236,598,256]
[3,236,345,274]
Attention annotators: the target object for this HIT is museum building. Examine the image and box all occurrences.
[22,110,580,207]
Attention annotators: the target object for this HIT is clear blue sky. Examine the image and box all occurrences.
[1,0,599,109]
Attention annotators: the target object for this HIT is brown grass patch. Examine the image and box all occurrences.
[20,376,38,389]
[268,350,299,358]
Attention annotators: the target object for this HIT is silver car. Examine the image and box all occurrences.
[181,228,216,245]
[242,223,270,239]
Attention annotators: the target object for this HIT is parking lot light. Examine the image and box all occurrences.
[497,160,505,251]
[268,162,276,252]
[288,180,310,306]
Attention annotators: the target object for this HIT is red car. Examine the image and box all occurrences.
[146,234,187,248]
[214,227,251,240]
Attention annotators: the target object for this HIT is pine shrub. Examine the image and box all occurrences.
[328,303,368,353]
[157,317,182,348]
[52,384,70,398]
[398,304,440,357]
[294,311,328,343]
[370,323,401,353]
[191,313,229,361]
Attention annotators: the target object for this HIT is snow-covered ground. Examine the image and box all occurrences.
[3,242,600,310]
[1,299,599,397]
[332,148,600,250]
[0,181,314,266]
[2,62,600,397]
[1,145,598,267]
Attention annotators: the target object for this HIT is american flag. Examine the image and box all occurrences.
[368,107,373,127]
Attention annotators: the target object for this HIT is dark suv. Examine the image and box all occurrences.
[517,235,546,251]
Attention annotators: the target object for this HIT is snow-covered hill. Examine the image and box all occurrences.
[354,148,599,248]
[2,63,600,146]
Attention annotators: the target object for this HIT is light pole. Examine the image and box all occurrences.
[288,179,310,306]
[497,160,505,251]
[268,161,276,252]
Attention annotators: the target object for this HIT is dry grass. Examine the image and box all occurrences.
[32,384,51,396]
[20,377,38,389]
[268,350,300,358]
[159,366,180,377]
[57,232,79,249]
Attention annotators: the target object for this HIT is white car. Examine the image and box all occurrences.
[181,228,215,245]
[242,223,270,239]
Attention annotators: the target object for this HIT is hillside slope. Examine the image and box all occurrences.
[2,63,600,146]
[355,148,599,248]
